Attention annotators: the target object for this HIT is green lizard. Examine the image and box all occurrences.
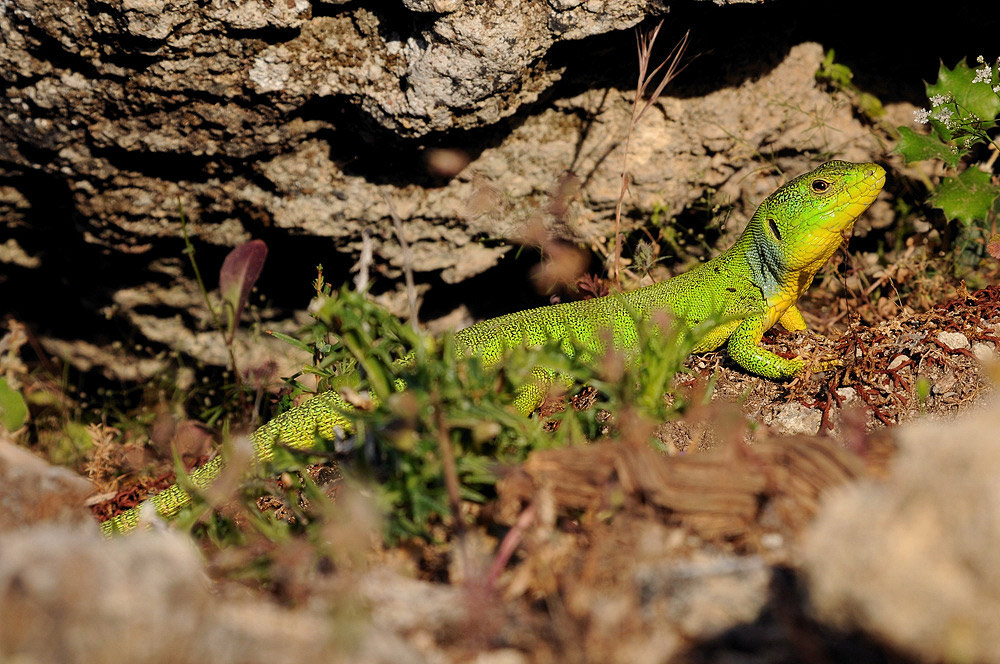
[101,160,885,535]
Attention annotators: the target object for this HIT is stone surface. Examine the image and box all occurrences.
[801,397,1000,662]
[1,0,890,377]
[771,401,822,436]
[972,341,996,363]
[0,523,468,664]
[0,526,331,664]
[936,330,970,351]
[887,354,909,371]
[835,387,857,404]
[0,436,95,531]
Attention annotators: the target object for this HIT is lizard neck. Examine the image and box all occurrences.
[730,214,834,318]
[730,222,790,301]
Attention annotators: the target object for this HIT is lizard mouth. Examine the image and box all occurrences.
[839,165,886,225]
[790,165,886,270]
[805,165,886,237]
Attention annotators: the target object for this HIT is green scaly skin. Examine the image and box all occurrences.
[102,160,885,535]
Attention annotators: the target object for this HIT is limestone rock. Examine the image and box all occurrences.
[1,0,885,377]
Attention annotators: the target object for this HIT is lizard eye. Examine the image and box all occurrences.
[768,218,782,241]
[811,179,830,193]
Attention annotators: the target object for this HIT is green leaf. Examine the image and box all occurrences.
[927,59,1000,130]
[929,168,999,226]
[857,91,885,120]
[265,329,314,354]
[928,117,954,143]
[894,127,961,167]
[816,48,854,88]
[0,378,28,431]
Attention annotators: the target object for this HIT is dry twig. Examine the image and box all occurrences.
[382,193,420,327]
[612,24,689,284]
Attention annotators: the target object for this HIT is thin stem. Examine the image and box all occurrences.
[612,25,690,285]
[383,193,420,329]
[179,200,243,393]
[484,502,537,592]
[434,404,470,579]
[179,201,221,328]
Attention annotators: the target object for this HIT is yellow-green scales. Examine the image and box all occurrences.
[103,160,885,534]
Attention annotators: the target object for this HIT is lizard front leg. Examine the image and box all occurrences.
[777,305,808,332]
[726,316,805,378]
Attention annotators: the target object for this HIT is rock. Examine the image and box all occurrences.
[472,650,530,664]
[0,436,95,531]
[659,555,771,640]
[0,524,468,664]
[1,0,888,378]
[835,387,857,404]
[402,0,462,12]
[886,354,909,371]
[800,397,1000,662]
[560,520,772,663]
[0,526,332,664]
[972,342,996,364]
[771,401,822,436]
[931,371,956,395]
[936,330,970,350]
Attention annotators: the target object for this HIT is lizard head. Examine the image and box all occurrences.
[750,160,886,275]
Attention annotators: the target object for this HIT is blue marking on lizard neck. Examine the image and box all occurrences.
[743,225,785,299]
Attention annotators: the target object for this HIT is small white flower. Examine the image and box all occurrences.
[913,108,931,124]
[973,66,992,84]
[933,106,959,130]
[977,55,985,64]
[934,106,953,123]
[994,84,1000,94]
[930,93,948,107]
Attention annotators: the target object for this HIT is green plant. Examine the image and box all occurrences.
[896,56,1000,249]
[612,23,689,284]
[179,202,269,388]
[0,324,29,432]
[0,377,27,432]
[264,276,699,544]
[815,48,886,122]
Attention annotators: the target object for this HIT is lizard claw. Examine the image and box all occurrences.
[806,355,842,373]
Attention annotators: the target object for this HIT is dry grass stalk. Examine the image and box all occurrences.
[382,192,420,327]
[613,24,690,285]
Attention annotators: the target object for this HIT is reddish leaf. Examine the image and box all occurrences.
[219,239,268,340]
[987,233,1000,260]
[576,273,610,300]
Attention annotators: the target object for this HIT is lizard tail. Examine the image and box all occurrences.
[101,389,356,535]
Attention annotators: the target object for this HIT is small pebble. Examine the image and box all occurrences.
[932,371,957,395]
[760,533,784,549]
[887,354,910,371]
[836,387,857,403]
[937,331,970,351]
[972,342,996,364]
[772,402,821,436]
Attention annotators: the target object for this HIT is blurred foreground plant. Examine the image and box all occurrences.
[257,274,707,544]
